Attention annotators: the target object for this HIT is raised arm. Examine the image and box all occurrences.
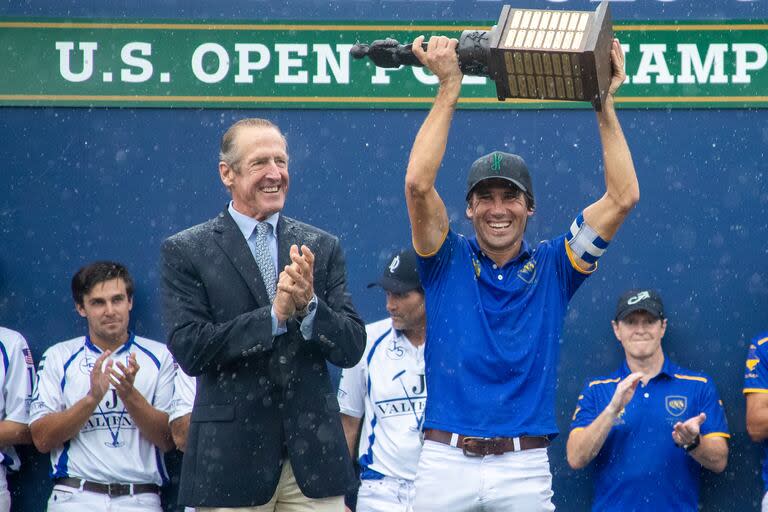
[567,372,643,469]
[578,39,639,267]
[405,35,463,256]
[672,413,728,473]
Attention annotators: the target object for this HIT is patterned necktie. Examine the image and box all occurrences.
[253,222,277,302]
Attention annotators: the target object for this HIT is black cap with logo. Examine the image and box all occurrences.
[367,248,422,294]
[614,289,665,322]
[465,151,534,207]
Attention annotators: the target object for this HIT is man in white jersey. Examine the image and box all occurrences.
[0,326,35,512]
[169,368,195,453]
[29,261,175,511]
[338,248,426,512]
[169,368,196,512]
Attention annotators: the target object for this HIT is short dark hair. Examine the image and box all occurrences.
[71,261,134,306]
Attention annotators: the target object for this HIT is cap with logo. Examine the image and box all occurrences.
[614,289,665,321]
[367,248,422,294]
[465,151,534,207]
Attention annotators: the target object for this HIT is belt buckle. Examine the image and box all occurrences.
[461,436,489,457]
[106,483,125,498]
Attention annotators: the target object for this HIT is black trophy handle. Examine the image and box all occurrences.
[350,38,428,68]
[351,31,490,77]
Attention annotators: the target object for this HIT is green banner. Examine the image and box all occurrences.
[0,18,766,109]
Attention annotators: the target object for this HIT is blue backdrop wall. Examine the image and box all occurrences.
[1,1,766,510]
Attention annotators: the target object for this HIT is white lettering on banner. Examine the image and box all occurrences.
[234,43,271,84]
[733,43,768,84]
[121,42,153,83]
[413,66,438,85]
[191,43,230,83]
[56,41,98,82]
[371,65,401,84]
[49,39,767,90]
[634,44,675,84]
[677,44,728,84]
[313,44,353,84]
[274,43,308,84]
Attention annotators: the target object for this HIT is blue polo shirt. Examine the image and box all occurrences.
[744,332,768,491]
[571,358,730,512]
[417,226,591,438]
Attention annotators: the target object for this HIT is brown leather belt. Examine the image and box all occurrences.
[54,477,160,497]
[424,428,550,457]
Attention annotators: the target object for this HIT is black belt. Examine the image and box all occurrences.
[54,477,160,497]
[424,428,550,457]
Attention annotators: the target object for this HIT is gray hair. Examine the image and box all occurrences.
[219,118,287,169]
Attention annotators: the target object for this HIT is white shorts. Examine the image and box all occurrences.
[413,440,555,512]
[762,490,768,512]
[357,476,416,512]
[46,484,162,512]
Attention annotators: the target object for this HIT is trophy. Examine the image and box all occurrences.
[350,1,614,111]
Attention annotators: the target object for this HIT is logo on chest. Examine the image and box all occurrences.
[517,260,537,284]
[665,395,688,417]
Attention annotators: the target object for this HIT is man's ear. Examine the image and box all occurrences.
[219,161,234,189]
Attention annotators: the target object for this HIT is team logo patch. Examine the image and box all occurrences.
[79,358,95,375]
[665,395,687,416]
[386,338,405,360]
[517,260,537,284]
[388,255,400,274]
[471,256,481,279]
[747,358,760,371]
[490,152,503,171]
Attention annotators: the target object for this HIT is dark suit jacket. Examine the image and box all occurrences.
[160,209,365,507]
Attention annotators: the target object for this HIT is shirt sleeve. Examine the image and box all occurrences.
[570,381,600,431]
[338,354,366,418]
[29,348,63,423]
[698,378,729,438]
[744,335,768,393]
[415,228,458,289]
[3,335,35,424]
[151,349,176,415]
[169,367,196,423]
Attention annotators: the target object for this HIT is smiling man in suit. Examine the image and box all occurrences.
[160,118,366,511]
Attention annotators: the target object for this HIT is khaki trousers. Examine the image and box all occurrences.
[198,460,344,512]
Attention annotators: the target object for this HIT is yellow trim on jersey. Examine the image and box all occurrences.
[412,227,449,258]
[758,337,768,346]
[703,432,730,439]
[563,239,597,275]
[588,377,621,387]
[571,427,585,432]
[673,374,708,383]
[743,388,768,394]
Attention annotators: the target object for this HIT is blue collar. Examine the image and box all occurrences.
[619,355,675,381]
[85,332,135,355]
[469,237,532,267]
[228,201,280,240]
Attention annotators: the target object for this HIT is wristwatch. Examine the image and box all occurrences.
[296,295,317,320]
[682,434,701,452]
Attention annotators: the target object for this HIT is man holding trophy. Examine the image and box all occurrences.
[402,31,638,510]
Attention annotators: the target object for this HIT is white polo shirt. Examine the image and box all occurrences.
[169,368,195,423]
[0,327,35,474]
[30,334,175,485]
[338,318,425,481]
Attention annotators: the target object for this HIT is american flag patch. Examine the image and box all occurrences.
[22,348,33,366]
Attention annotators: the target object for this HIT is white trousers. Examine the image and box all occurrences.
[0,467,9,512]
[762,491,768,512]
[413,440,555,512]
[46,484,162,512]
[357,476,415,512]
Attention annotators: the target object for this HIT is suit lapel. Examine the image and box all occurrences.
[277,216,297,272]
[212,210,271,305]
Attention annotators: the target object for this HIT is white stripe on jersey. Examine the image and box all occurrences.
[0,327,35,473]
[337,318,425,481]
[30,334,174,485]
